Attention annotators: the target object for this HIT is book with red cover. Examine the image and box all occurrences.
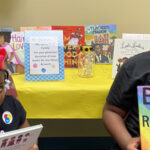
[52,26,85,68]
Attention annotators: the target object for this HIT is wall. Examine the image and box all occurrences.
[0,0,150,37]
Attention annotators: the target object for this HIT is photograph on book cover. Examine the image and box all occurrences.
[0,28,24,74]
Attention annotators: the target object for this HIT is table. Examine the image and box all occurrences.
[12,64,114,119]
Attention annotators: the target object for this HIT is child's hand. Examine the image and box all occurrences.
[125,137,140,150]
[27,144,39,150]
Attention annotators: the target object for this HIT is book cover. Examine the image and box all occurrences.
[112,39,150,78]
[137,86,150,150]
[52,26,85,68]
[0,30,24,74]
[0,28,14,32]
[20,26,51,32]
[123,33,150,40]
[10,32,25,66]
[0,124,43,150]
[85,25,117,63]
[24,30,64,81]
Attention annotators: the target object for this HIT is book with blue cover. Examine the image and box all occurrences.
[24,31,64,81]
[0,28,13,32]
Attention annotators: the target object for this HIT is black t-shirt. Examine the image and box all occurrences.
[0,95,26,132]
[107,51,150,149]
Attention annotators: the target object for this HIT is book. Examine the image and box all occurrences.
[85,25,117,63]
[123,33,150,40]
[0,28,14,32]
[0,30,24,74]
[10,32,25,66]
[0,124,43,150]
[112,39,150,78]
[137,86,150,150]
[52,26,85,68]
[24,30,64,81]
[20,26,51,32]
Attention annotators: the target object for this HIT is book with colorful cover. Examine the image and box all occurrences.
[85,25,117,63]
[123,33,150,40]
[10,32,25,66]
[24,30,64,81]
[112,39,150,78]
[0,30,24,74]
[137,86,150,150]
[0,124,43,150]
[52,26,85,68]
[20,26,51,32]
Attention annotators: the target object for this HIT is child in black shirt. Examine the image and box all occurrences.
[0,69,38,150]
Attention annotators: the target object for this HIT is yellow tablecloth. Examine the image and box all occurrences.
[12,64,114,119]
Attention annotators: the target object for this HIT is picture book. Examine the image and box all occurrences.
[24,30,64,81]
[85,25,117,63]
[0,30,24,74]
[0,124,43,150]
[20,26,51,32]
[10,32,25,66]
[137,86,150,150]
[123,33,150,40]
[52,26,85,68]
[112,39,150,78]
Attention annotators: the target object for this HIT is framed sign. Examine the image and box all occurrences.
[24,31,64,81]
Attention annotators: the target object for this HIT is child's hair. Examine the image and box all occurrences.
[0,69,9,91]
[0,32,11,43]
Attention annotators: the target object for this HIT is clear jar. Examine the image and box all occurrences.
[78,47,95,78]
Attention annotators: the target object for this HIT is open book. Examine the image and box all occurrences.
[0,124,43,150]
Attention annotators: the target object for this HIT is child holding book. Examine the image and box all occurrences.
[0,69,38,150]
[102,51,150,150]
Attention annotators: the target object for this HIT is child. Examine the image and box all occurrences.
[0,32,24,74]
[102,51,150,150]
[0,69,38,150]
